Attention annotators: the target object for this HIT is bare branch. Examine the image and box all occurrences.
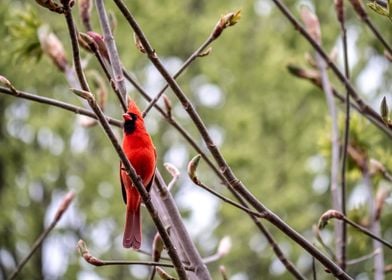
[77,240,192,270]
[318,210,392,250]
[112,1,352,278]
[8,192,75,280]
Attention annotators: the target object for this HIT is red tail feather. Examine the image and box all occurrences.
[123,204,141,249]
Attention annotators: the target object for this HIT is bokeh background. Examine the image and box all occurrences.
[0,0,391,279]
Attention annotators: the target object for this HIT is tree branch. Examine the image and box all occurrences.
[111,1,352,278]
[95,0,127,103]
[8,192,75,280]
[0,86,122,127]
[59,2,189,277]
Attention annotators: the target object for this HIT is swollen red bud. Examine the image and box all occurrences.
[380,96,390,124]
[0,75,12,89]
[38,26,68,72]
[54,191,75,222]
[71,88,95,101]
[318,210,344,229]
[152,233,164,261]
[156,267,175,280]
[212,10,241,39]
[77,240,104,266]
[187,155,201,183]
[286,64,320,82]
[162,94,172,118]
[300,6,321,44]
[86,31,109,61]
[0,75,18,95]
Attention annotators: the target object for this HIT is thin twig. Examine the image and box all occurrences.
[336,0,350,270]
[80,31,127,111]
[299,6,342,266]
[346,249,380,266]
[142,36,214,117]
[319,210,392,250]
[363,169,385,280]
[0,86,122,127]
[187,155,265,219]
[345,216,392,249]
[61,0,90,92]
[348,0,392,55]
[286,64,392,139]
[95,0,127,103]
[153,172,212,280]
[112,1,352,278]
[312,257,317,280]
[313,41,344,261]
[114,7,306,279]
[8,192,75,280]
[77,240,194,270]
[269,0,391,134]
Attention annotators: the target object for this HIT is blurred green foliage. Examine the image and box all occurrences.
[0,0,391,279]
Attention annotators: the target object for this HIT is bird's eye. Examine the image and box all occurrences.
[129,113,137,120]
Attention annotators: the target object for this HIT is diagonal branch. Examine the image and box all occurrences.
[8,192,75,280]
[95,0,127,103]
[59,1,189,278]
[268,0,391,134]
[111,1,352,278]
[0,86,122,127]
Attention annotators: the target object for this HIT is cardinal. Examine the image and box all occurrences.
[120,100,156,249]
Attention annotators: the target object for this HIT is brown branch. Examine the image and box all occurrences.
[111,1,351,278]
[8,192,75,280]
[79,31,127,111]
[0,86,122,127]
[268,0,391,136]
[348,0,392,55]
[300,6,343,266]
[141,35,215,117]
[187,155,266,219]
[95,0,127,103]
[286,64,392,138]
[77,240,194,270]
[335,0,350,270]
[61,0,90,92]
[59,2,189,277]
[318,210,392,250]
[153,172,211,279]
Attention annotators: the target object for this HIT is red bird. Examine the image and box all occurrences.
[120,101,156,249]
